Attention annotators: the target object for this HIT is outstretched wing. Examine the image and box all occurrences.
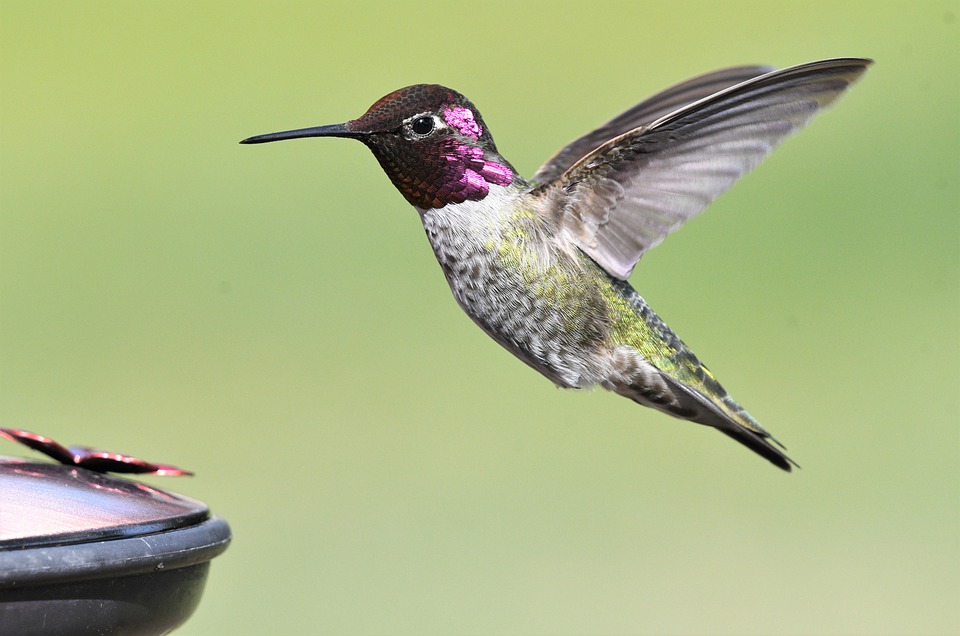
[531,64,775,186]
[538,58,871,280]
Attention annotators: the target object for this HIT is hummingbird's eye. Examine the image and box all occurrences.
[411,116,435,136]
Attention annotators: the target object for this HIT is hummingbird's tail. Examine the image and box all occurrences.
[658,375,798,472]
[611,372,797,472]
[603,280,797,471]
[717,426,796,472]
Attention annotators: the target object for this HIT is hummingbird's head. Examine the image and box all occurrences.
[241,84,517,209]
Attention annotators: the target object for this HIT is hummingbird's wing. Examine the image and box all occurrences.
[539,58,871,280]
[531,65,774,186]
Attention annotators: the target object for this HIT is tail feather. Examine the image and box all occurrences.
[660,374,798,472]
[717,425,797,472]
[611,371,796,471]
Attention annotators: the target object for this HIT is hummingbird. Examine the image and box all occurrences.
[242,58,870,471]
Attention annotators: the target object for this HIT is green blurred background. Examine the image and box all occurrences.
[1,1,957,634]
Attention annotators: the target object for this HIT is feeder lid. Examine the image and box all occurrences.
[0,456,208,549]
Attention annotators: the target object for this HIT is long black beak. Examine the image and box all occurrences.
[239,122,359,145]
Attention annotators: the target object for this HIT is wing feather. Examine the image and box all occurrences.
[531,65,775,186]
[541,58,871,280]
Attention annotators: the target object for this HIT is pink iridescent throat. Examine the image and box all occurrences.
[434,106,513,204]
[438,140,513,205]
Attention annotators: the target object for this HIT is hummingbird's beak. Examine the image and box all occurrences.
[239,122,360,145]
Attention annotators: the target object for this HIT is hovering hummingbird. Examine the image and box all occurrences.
[242,58,870,471]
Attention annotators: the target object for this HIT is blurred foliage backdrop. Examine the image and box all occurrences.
[1,1,958,634]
